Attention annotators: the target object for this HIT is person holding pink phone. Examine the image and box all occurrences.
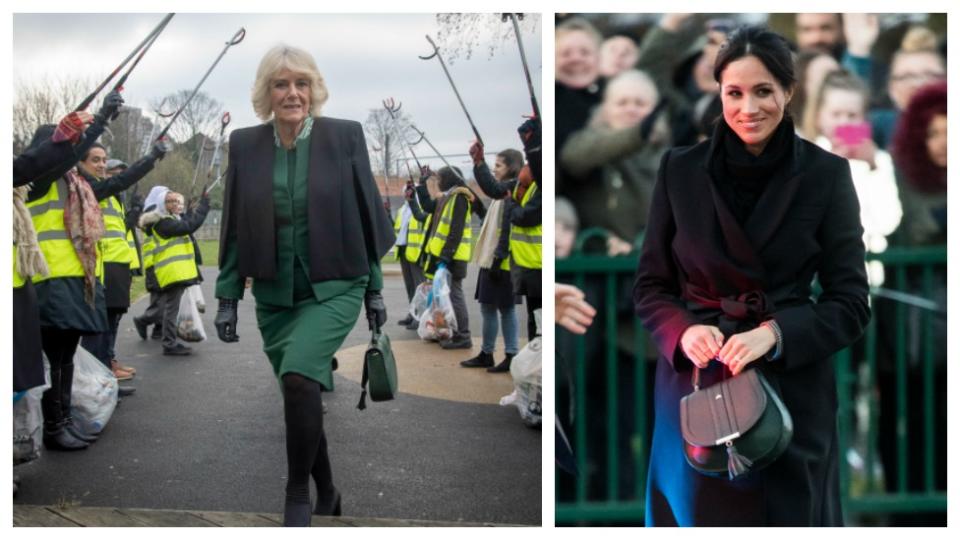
[806,71,902,286]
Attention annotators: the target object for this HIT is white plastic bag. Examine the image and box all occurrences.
[189,283,206,314]
[417,267,458,341]
[71,346,118,435]
[408,281,432,321]
[177,287,207,342]
[13,356,51,464]
[501,309,542,427]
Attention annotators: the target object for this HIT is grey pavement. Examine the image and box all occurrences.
[14,264,540,525]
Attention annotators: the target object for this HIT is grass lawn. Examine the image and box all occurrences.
[130,239,396,303]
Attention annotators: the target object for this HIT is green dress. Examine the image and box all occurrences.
[215,117,382,390]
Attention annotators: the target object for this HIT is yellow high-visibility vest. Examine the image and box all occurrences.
[151,218,198,289]
[425,192,472,263]
[127,228,141,271]
[26,178,103,283]
[509,183,542,270]
[99,195,133,265]
[393,206,431,264]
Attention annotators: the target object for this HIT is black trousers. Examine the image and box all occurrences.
[39,327,83,430]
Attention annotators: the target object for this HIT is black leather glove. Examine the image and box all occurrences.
[214,298,239,342]
[517,116,541,154]
[97,90,124,122]
[364,290,387,330]
[149,138,174,161]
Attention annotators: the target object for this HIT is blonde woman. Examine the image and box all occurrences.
[214,45,394,526]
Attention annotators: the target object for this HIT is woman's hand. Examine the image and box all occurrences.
[606,234,633,256]
[716,325,777,375]
[680,324,724,368]
[555,284,596,334]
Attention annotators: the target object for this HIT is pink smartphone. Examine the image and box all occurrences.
[834,122,872,146]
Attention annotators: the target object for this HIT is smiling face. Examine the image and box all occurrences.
[926,114,947,168]
[79,147,107,178]
[719,55,793,155]
[556,30,600,89]
[795,13,842,54]
[601,77,657,130]
[889,51,946,110]
[269,68,312,127]
[165,193,184,215]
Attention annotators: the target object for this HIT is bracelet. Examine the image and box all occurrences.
[760,319,783,361]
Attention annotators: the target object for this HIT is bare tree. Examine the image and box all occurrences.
[151,90,223,160]
[435,13,541,63]
[364,108,420,197]
[12,76,95,153]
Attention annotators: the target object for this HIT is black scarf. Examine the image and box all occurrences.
[710,116,794,225]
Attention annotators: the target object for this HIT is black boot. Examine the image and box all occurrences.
[283,498,313,527]
[41,363,89,451]
[59,363,97,443]
[460,351,494,368]
[487,353,515,373]
[397,315,414,326]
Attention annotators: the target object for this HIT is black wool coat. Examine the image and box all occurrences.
[218,117,395,281]
[633,127,870,526]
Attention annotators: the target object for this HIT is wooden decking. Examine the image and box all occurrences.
[13,505,510,527]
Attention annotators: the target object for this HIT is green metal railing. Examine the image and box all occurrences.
[555,245,947,525]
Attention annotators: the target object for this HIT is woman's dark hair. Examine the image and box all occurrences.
[714,25,797,91]
[81,142,106,162]
[496,149,524,178]
[437,166,464,191]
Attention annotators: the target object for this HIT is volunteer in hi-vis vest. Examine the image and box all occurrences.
[469,137,543,342]
[137,187,210,355]
[24,90,149,451]
[420,166,483,350]
[392,183,430,329]
[77,144,167,379]
[460,147,525,372]
[14,112,100,396]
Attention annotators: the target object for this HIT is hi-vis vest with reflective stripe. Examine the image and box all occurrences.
[509,183,542,270]
[127,229,141,271]
[151,218,198,288]
[141,233,155,270]
[393,207,431,264]
[13,244,25,288]
[25,178,103,283]
[99,194,133,265]
[426,193,472,262]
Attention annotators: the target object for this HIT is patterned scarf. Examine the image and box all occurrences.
[12,185,49,279]
[62,169,103,307]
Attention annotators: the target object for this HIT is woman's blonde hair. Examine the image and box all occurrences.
[251,45,329,122]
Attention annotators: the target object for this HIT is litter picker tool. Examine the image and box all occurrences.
[75,13,175,111]
[155,27,246,141]
[419,35,483,146]
[502,13,540,119]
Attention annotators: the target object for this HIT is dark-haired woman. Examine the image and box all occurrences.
[25,91,165,450]
[634,26,870,526]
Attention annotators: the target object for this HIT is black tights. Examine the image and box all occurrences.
[281,373,334,506]
[40,327,82,429]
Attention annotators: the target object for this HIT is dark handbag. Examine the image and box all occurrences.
[680,367,793,479]
[356,315,398,410]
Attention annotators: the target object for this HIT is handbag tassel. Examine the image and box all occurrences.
[357,389,368,410]
[726,441,753,479]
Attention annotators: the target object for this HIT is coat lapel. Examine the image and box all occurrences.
[702,131,765,282]
[744,136,805,252]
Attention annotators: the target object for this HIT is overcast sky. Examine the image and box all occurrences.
[12,13,542,177]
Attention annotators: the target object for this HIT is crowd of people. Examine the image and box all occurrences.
[13,90,210,488]
[391,120,543,374]
[555,13,946,525]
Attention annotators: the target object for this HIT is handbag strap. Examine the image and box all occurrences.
[356,315,379,411]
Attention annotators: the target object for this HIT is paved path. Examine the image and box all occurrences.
[14,265,540,525]
[13,504,517,527]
